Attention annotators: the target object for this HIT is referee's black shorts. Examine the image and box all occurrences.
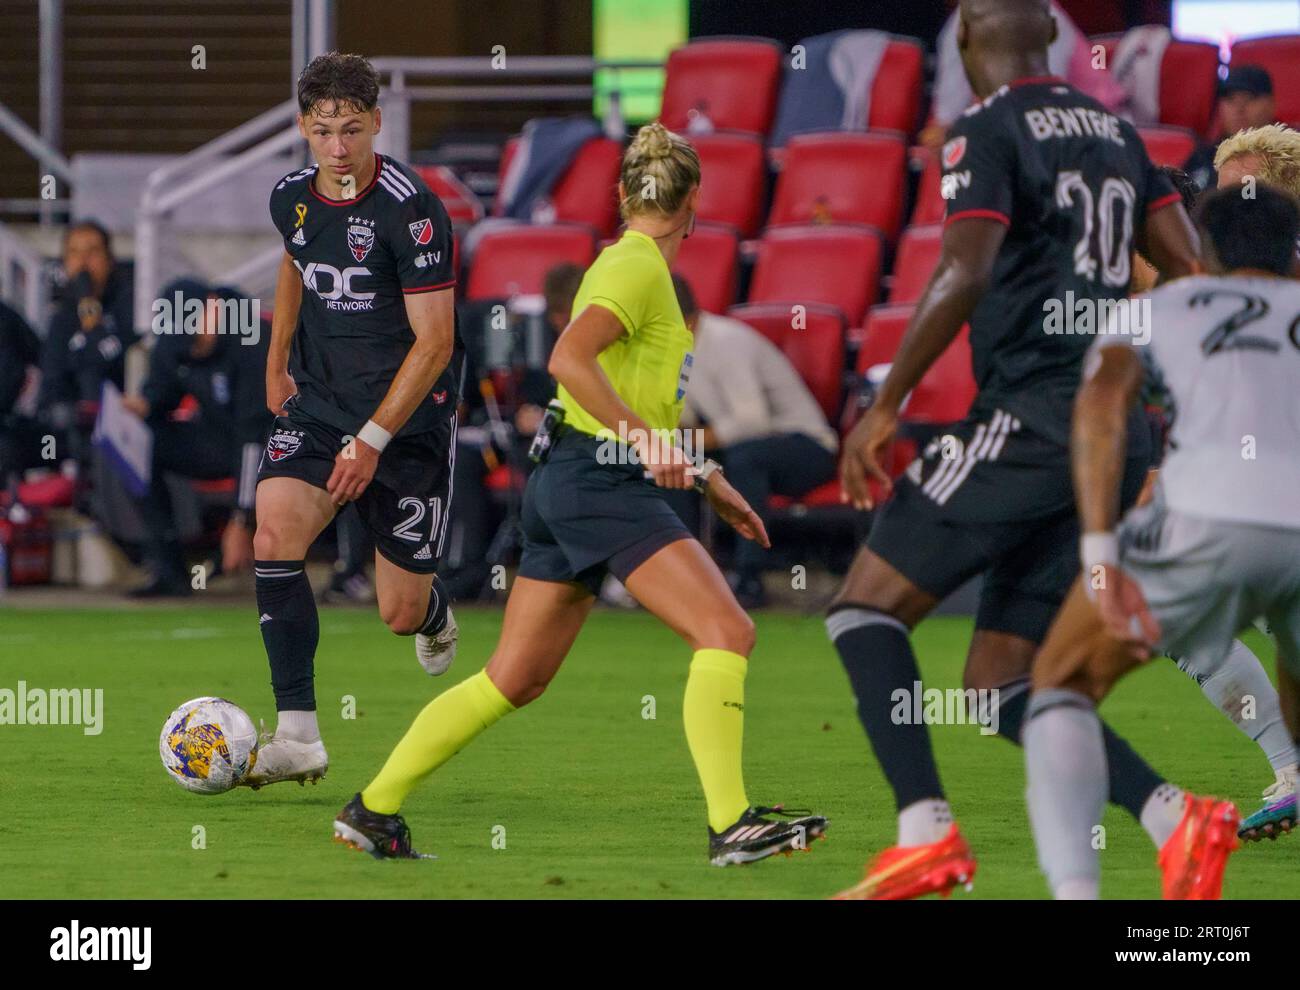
[518,427,692,597]
[255,401,456,575]
[866,404,1151,643]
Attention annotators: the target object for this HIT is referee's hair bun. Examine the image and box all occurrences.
[619,122,700,221]
[631,122,675,161]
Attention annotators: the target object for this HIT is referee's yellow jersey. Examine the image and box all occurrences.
[558,229,694,440]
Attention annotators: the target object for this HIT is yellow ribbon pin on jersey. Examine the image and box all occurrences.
[294,204,307,229]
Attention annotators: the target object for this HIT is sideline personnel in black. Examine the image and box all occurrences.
[123,282,270,596]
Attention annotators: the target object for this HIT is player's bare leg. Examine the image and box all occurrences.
[335,576,595,858]
[243,477,337,788]
[482,576,595,705]
[373,551,458,676]
[1024,580,1239,899]
[623,538,828,864]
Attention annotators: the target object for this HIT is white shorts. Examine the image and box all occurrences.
[1121,498,1300,674]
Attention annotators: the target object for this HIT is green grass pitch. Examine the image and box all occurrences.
[2,605,1294,899]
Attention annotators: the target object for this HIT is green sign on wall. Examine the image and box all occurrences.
[593,0,687,124]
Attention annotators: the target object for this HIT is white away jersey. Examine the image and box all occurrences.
[1098,274,1300,529]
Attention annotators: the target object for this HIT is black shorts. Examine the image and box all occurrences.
[867,404,1150,643]
[518,428,692,597]
[255,403,456,575]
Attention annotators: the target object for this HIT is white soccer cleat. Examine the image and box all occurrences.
[1262,764,1298,802]
[416,606,458,676]
[240,735,328,789]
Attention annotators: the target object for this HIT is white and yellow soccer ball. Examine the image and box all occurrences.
[159,697,259,794]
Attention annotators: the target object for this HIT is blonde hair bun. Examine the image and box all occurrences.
[632,122,675,161]
[619,123,701,221]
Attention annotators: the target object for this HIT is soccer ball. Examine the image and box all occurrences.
[159,697,259,794]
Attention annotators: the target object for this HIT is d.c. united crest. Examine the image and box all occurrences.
[347,223,375,262]
[266,429,304,462]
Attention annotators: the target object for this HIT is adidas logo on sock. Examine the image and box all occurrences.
[413,544,432,561]
[259,613,273,625]
[291,228,306,246]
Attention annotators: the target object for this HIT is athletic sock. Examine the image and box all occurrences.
[684,648,751,832]
[1139,782,1186,849]
[993,676,1167,829]
[826,607,945,811]
[255,560,319,713]
[362,670,515,815]
[413,574,449,637]
[898,798,954,846]
[276,710,320,744]
[1175,639,1298,773]
[1023,688,1107,900]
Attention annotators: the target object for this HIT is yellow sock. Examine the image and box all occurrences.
[683,648,751,832]
[362,670,515,815]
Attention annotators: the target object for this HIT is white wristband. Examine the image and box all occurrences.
[1080,531,1119,573]
[356,419,392,453]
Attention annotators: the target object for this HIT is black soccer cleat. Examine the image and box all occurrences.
[709,804,828,866]
[332,793,435,860]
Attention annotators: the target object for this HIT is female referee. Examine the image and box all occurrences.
[334,122,828,866]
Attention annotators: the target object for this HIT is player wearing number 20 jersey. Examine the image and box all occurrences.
[867,76,1178,644]
[827,2,1200,900]
[942,77,1179,444]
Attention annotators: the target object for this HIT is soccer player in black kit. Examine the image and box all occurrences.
[242,53,461,788]
[826,0,1206,898]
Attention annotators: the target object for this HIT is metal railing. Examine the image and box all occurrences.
[134,55,662,332]
[0,221,54,330]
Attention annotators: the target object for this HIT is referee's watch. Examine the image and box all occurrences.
[693,458,722,493]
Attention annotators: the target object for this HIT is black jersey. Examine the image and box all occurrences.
[269,153,461,438]
[940,77,1179,443]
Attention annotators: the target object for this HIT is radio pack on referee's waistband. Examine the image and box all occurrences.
[528,399,567,464]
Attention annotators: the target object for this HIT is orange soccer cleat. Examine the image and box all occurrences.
[833,824,976,900]
[1158,794,1241,900]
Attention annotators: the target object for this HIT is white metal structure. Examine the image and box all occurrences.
[134,54,659,332]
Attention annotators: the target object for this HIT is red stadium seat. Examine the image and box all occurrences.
[889,225,943,305]
[857,304,976,424]
[692,132,767,237]
[1231,36,1300,128]
[1137,126,1197,169]
[411,165,484,226]
[1092,34,1221,137]
[910,148,946,227]
[660,37,784,137]
[1160,41,1221,137]
[549,137,623,237]
[868,37,926,136]
[493,136,623,237]
[768,132,908,241]
[672,223,740,314]
[466,225,597,301]
[726,302,847,420]
[747,224,884,325]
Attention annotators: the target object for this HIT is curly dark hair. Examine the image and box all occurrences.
[297,52,380,117]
